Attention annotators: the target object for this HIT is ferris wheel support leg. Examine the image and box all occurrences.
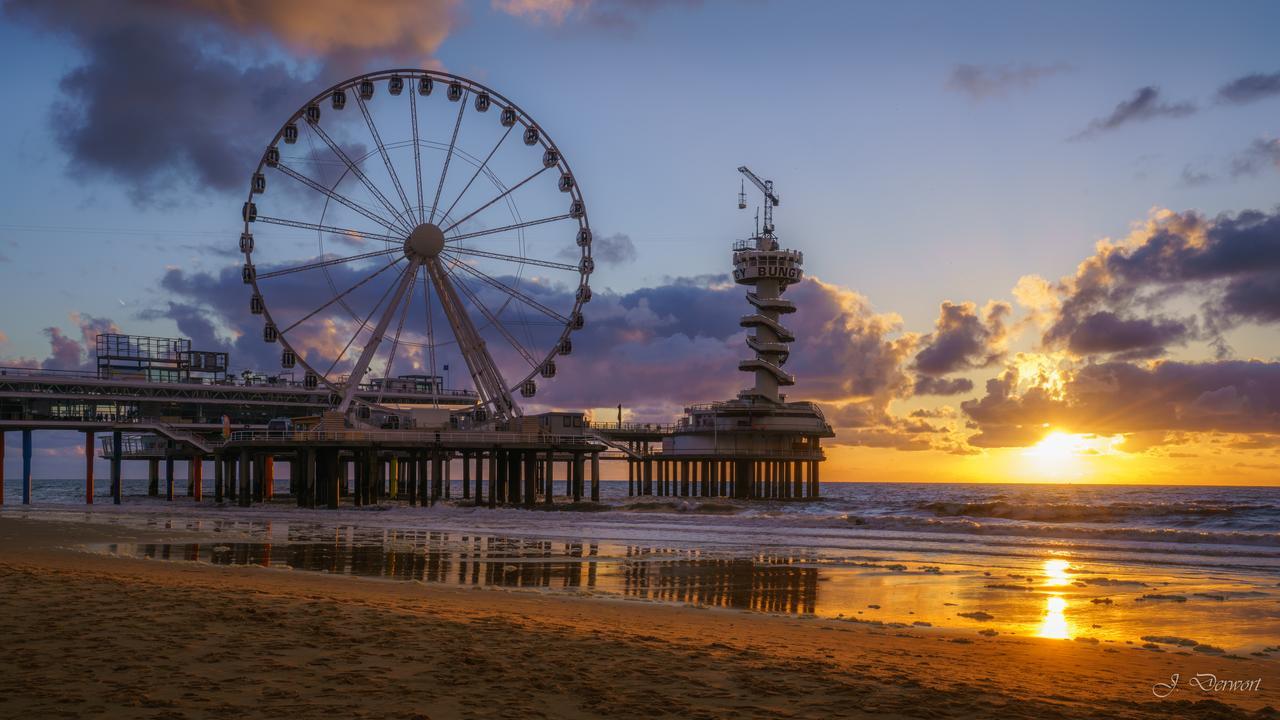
[423,258,521,423]
[337,259,422,415]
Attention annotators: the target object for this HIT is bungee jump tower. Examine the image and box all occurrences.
[623,167,834,500]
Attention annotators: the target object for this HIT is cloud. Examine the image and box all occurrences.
[1216,71,1280,105]
[537,276,916,423]
[912,376,974,396]
[31,313,121,371]
[1051,311,1193,359]
[494,0,579,23]
[1069,86,1196,141]
[962,359,1280,447]
[946,62,1071,100]
[492,0,700,30]
[561,231,637,265]
[913,300,1010,377]
[1038,207,1280,357]
[1179,165,1212,187]
[1230,138,1280,177]
[4,0,459,204]
[592,233,638,264]
[40,327,83,370]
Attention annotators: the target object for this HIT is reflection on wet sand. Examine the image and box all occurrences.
[1036,595,1071,639]
[623,550,817,614]
[94,530,1280,654]
[1036,559,1074,639]
[107,533,818,615]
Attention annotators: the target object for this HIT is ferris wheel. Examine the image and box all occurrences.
[239,70,592,423]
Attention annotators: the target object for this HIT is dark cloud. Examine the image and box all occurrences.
[946,62,1071,100]
[1039,207,1280,356]
[1219,273,1280,324]
[4,0,458,204]
[912,376,974,396]
[1179,165,1212,187]
[1230,138,1280,177]
[782,279,916,403]
[1216,71,1280,105]
[560,231,637,265]
[540,276,916,421]
[1069,86,1196,141]
[913,300,1009,376]
[1052,310,1193,359]
[962,359,1280,447]
[592,233,638,264]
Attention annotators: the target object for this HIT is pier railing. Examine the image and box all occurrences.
[227,429,600,447]
[585,421,677,433]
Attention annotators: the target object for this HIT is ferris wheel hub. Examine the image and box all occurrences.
[404,223,446,259]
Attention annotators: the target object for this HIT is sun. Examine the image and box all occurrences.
[1019,431,1126,480]
[1022,431,1089,479]
[1025,431,1083,465]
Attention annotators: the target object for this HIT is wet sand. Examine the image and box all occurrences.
[0,514,1276,719]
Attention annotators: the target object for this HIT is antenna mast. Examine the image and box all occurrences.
[737,166,780,237]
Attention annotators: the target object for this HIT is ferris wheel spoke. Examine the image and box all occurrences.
[257,247,400,280]
[429,89,469,224]
[438,123,515,227]
[421,270,438,405]
[447,213,575,244]
[307,122,413,235]
[442,246,578,273]
[280,256,403,335]
[324,262,412,379]
[445,265,539,368]
[256,215,401,244]
[354,93,415,222]
[376,264,419,403]
[410,87,424,224]
[441,254,569,324]
[442,166,551,234]
[276,162,406,236]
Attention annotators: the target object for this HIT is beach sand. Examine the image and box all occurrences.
[0,515,1275,719]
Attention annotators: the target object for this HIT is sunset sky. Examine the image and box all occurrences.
[1,0,1278,484]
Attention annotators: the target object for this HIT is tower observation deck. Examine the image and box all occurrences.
[733,236,802,403]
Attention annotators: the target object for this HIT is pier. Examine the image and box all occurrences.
[0,71,831,509]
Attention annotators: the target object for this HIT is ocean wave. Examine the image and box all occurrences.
[855,514,1280,548]
[915,499,1274,524]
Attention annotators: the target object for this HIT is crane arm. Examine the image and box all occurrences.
[737,166,779,206]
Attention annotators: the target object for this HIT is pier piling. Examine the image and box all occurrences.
[111,430,122,505]
[591,453,600,502]
[84,431,94,504]
[487,450,496,509]
[22,429,32,505]
[165,457,175,501]
[193,457,203,501]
